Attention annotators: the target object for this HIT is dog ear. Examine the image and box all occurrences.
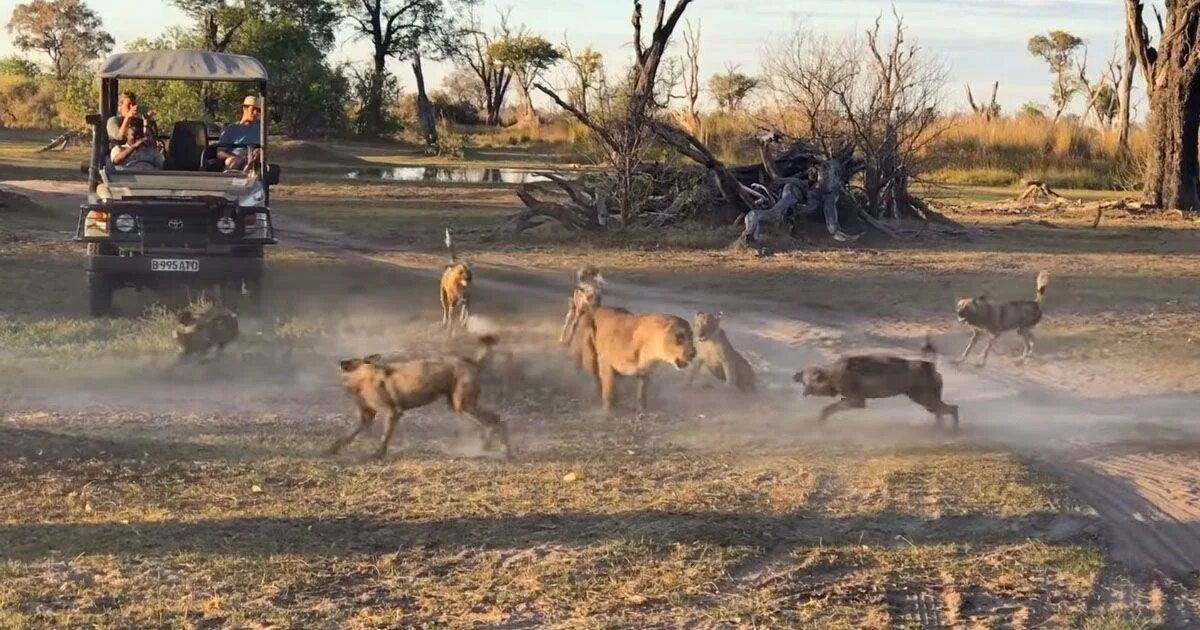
[793,371,806,384]
[177,310,195,325]
[364,353,383,364]
[339,358,362,371]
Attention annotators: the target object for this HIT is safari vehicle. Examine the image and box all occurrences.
[75,51,280,316]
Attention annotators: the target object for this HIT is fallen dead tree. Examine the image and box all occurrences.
[1015,180,1068,203]
[488,165,720,237]
[38,130,86,152]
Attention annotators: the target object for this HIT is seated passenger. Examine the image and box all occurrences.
[106,91,158,143]
[217,95,263,172]
[110,118,164,171]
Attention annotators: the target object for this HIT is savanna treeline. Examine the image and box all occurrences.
[0,0,1166,197]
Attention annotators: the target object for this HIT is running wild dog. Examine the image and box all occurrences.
[439,228,472,331]
[559,265,605,346]
[333,335,509,460]
[794,337,959,428]
[956,272,1049,366]
[688,311,755,392]
[175,307,238,359]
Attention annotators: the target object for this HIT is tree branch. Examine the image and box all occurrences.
[534,81,618,151]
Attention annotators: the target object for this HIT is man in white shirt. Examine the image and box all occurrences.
[110,117,164,171]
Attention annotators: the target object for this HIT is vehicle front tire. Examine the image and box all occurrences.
[87,271,113,317]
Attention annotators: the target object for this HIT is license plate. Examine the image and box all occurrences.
[150,258,199,272]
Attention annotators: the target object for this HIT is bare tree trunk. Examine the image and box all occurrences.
[518,83,538,126]
[680,19,703,137]
[358,51,389,136]
[412,54,438,146]
[1117,32,1136,150]
[1143,76,1200,209]
[1127,0,1200,209]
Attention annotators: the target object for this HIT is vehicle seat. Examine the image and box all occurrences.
[165,121,209,171]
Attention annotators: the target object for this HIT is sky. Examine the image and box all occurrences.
[0,0,1136,117]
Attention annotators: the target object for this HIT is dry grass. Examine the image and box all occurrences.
[932,116,1147,189]
[0,404,1098,627]
[461,112,1148,190]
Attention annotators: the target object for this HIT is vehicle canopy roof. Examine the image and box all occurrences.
[98,51,268,82]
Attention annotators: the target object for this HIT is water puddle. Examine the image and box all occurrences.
[345,166,552,184]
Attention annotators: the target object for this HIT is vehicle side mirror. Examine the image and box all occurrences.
[265,163,281,186]
[85,113,104,126]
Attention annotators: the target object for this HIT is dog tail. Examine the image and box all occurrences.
[1035,271,1050,305]
[444,228,458,263]
[471,334,500,364]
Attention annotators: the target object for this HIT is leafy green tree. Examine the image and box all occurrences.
[488,34,561,122]
[1027,30,1084,121]
[0,55,41,79]
[235,16,349,135]
[708,67,758,111]
[7,0,113,79]
[1018,101,1047,119]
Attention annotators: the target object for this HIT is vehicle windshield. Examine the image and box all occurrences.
[105,79,264,175]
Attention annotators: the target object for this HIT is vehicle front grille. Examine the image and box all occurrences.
[140,210,211,249]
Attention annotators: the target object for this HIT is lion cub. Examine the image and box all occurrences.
[440,228,472,331]
[688,311,755,393]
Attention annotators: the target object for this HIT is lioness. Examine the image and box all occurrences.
[956,271,1049,366]
[577,306,696,411]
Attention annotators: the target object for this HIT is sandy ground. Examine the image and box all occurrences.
[7,177,1200,620]
[263,207,1200,582]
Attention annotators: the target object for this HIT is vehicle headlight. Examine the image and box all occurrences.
[114,214,136,232]
[243,212,270,238]
[238,187,266,207]
[84,210,109,236]
[216,216,237,234]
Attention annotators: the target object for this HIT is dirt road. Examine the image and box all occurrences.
[271,206,1200,586]
[10,177,1200,586]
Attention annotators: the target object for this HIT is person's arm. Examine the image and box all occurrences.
[118,115,133,140]
[215,125,235,159]
[111,137,147,165]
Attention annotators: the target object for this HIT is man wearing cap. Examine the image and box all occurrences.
[216,95,263,172]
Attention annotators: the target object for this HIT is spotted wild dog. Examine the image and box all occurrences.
[794,336,959,429]
[688,311,755,393]
[955,272,1049,366]
[559,265,605,346]
[333,335,509,460]
[174,306,238,359]
[439,228,472,331]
